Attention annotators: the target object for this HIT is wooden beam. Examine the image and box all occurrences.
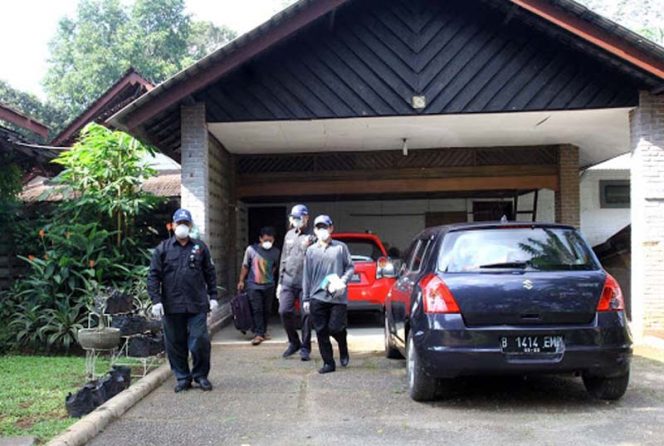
[238,174,559,198]
[510,0,664,80]
[0,104,49,139]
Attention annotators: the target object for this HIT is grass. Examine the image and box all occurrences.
[0,355,110,443]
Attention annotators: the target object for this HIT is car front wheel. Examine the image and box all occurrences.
[582,372,630,400]
[407,331,437,401]
[384,310,403,359]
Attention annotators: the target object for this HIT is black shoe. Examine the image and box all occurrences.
[318,363,336,374]
[300,349,311,362]
[195,377,213,391]
[340,355,350,368]
[283,343,301,358]
[174,380,192,393]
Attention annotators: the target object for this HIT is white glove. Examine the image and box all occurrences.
[303,301,310,315]
[151,303,164,319]
[210,299,219,311]
[327,275,347,294]
[276,284,283,300]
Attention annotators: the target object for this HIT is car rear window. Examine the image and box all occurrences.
[438,227,599,273]
[335,238,384,262]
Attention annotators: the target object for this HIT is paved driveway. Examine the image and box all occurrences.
[90,315,664,446]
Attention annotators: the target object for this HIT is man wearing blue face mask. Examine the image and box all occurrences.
[237,226,281,346]
[277,204,315,361]
[147,209,218,392]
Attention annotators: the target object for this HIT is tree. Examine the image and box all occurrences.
[44,0,237,120]
[577,0,664,45]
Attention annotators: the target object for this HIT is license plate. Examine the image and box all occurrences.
[350,273,361,283]
[500,335,564,354]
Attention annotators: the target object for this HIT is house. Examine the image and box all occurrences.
[107,0,664,338]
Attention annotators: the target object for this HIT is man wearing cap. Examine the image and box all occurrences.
[302,215,354,374]
[148,209,219,392]
[277,204,315,361]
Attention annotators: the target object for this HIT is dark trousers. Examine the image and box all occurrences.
[278,286,312,352]
[248,287,274,336]
[162,312,210,383]
[311,300,348,366]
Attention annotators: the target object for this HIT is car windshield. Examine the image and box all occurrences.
[438,227,599,273]
[335,238,384,262]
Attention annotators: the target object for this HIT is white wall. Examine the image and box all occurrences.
[247,191,555,254]
[580,169,631,247]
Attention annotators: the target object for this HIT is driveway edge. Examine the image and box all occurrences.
[46,303,233,446]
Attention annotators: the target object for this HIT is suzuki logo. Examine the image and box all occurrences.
[523,279,534,290]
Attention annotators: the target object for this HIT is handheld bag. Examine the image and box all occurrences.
[231,291,254,334]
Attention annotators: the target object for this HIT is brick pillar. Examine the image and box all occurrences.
[630,91,664,339]
[180,103,210,243]
[555,145,580,227]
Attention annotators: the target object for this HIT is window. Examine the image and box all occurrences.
[600,180,630,209]
[409,239,431,273]
[472,201,514,221]
[438,227,599,273]
[335,237,383,262]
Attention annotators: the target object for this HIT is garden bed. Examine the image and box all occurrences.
[0,355,129,443]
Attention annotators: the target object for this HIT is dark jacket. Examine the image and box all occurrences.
[278,228,315,289]
[147,237,218,314]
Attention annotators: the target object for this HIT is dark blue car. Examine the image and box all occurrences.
[384,222,632,401]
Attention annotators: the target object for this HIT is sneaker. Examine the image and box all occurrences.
[318,363,336,374]
[300,349,311,362]
[282,343,301,358]
[251,335,265,345]
[340,355,350,368]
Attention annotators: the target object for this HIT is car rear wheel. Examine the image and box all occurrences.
[582,372,630,400]
[384,310,403,359]
[407,332,437,401]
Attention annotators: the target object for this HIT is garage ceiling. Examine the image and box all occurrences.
[208,107,631,168]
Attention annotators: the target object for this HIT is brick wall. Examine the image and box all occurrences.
[180,104,209,239]
[555,145,580,227]
[208,136,235,296]
[630,91,664,336]
[180,103,235,299]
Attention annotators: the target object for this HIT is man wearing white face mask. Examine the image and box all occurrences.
[302,215,354,374]
[278,204,315,361]
[147,209,218,392]
[237,226,281,345]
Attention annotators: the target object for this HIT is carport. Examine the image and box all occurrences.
[109,0,664,337]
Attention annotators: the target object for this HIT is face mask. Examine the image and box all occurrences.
[315,228,331,242]
[290,217,304,229]
[174,224,190,240]
[261,241,273,250]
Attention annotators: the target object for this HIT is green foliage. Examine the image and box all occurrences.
[44,0,237,118]
[52,123,161,247]
[0,80,68,141]
[0,157,22,201]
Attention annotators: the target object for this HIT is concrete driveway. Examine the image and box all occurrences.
[90,314,664,446]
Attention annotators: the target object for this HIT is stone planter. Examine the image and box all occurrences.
[77,327,122,351]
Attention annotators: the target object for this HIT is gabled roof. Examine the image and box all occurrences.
[52,68,153,146]
[109,0,664,135]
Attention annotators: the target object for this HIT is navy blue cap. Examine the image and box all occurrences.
[173,208,193,223]
[314,215,333,227]
[290,204,309,218]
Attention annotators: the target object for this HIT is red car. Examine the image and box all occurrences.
[331,233,398,311]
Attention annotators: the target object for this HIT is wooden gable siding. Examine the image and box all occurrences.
[194,0,639,123]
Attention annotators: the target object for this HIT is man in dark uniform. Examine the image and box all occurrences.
[148,209,219,392]
[302,215,354,374]
[278,204,315,361]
